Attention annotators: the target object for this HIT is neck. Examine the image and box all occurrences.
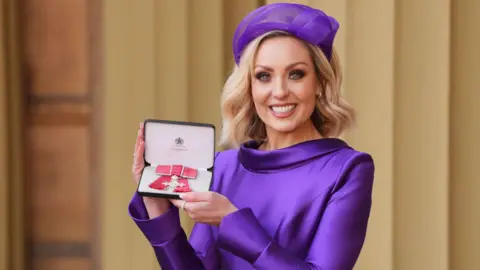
[261,120,322,150]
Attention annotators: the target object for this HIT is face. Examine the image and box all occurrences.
[251,36,318,135]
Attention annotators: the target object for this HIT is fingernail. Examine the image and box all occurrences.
[179,194,184,199]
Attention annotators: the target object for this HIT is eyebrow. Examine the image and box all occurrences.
[254,61,309,71]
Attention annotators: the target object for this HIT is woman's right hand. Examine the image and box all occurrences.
[132,122,171,218]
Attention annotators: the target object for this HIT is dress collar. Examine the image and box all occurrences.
[238,138,351,173]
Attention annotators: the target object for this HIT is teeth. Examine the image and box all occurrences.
[271,105,295,113]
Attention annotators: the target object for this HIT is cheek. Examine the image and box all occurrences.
[289,80,317,106]
[251,83,269,106]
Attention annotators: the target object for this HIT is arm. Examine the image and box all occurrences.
[216,153,375,270]
[129,193,220,270]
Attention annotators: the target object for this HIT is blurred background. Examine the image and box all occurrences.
[1,0,479,269]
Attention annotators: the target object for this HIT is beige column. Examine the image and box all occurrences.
[187,0,224,130]
[101,0,158,269]
[394,0,451,269]
[344,1,395,269]
[154,0,189,122]
[450,0,480,269]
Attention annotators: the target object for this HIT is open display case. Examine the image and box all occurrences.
[137,119,215,199]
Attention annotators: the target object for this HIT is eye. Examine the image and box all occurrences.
[289,70,305,80]
[255,72,270,82]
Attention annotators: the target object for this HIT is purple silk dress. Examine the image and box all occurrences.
[128,138,375,270]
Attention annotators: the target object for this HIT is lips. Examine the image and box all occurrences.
[270,104,296,113]
[268,104,297,118]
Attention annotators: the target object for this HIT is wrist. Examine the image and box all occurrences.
[143,197,171,218]
[230,206,239,215]
[223,205,239,219]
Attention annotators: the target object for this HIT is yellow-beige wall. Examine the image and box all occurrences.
[1,0,479,269]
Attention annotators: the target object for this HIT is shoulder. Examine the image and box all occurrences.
[214,148,239,166]
[329,147,375,194]
[210,149,240,192]
[331,147,374,171]
[212,149,241,177]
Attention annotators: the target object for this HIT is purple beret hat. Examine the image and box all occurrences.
[232,3,339,64]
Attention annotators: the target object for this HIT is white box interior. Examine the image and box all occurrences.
[137,120,215,196]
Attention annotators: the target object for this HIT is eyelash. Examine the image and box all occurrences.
[255,70,306,82]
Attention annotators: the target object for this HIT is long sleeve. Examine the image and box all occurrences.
[216,154,375,270]
[128,193,220,270]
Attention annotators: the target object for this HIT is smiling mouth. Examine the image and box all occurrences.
[269,104,297,117]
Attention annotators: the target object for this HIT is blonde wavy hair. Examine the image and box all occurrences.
[219,31,355,149]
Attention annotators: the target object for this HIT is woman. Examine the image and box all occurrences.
[129,3,375,270]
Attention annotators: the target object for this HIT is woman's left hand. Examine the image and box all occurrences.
[170,192,238,226]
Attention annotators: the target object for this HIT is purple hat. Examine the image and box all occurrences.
[232,3,339,64]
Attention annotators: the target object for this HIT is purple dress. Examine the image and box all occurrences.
[128,138,375,269]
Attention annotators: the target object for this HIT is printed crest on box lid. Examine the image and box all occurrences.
[143,120,215,170]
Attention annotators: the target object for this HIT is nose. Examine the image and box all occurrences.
[272,77,289,98]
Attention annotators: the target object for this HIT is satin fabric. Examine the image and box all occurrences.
[129,138,375,269]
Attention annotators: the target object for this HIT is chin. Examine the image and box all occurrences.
[265,119,300,133]
[259,105,314,134]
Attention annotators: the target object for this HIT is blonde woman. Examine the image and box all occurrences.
[129,3,375,270]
